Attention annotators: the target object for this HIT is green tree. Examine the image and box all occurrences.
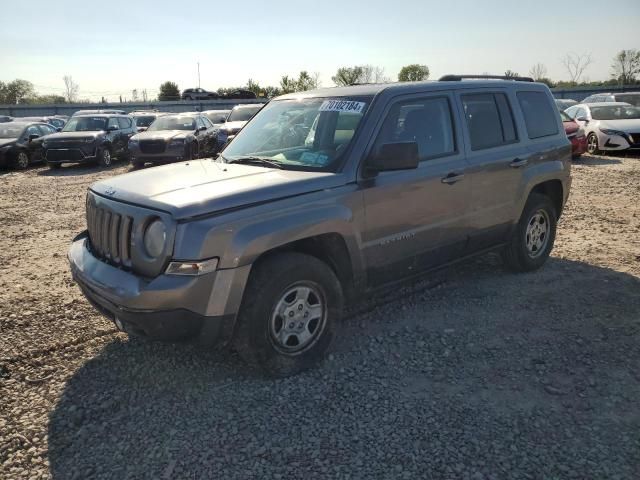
[332,66,365,86]
[398,64,430,82]
[0,79,35,104]
[158,81,180,101]
[611,49,640,84]
[504,70,520,78]
[263,86,282,98]
[280,75,297,94]
[246,78,261,95]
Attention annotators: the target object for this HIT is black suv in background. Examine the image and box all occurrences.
[43,114,137,169]
[128,113,218,168]
[182,88,219,100]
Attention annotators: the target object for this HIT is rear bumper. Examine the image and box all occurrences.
[570,136,587,156]
[68,232,247,346]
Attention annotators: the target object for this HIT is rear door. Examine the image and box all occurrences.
[456,89,525,252]
[360,91,471,286]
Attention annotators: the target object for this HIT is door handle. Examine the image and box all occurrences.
[510,158,529,168]
[441,172,465,184]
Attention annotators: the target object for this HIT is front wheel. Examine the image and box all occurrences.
[234,252,344,377]
[14,151,30,170]
[98,147,112,167]
[502,193,557,272]
[586,133,599,155]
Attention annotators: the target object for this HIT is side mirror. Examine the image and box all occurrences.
[137,127,147,132]
[107,125,119,131]
[28,133,40,141]
[366,142,419,174]
[198,125,207,131]
[56,127,62,132]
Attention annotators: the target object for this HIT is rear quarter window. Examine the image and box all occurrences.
[461,93,518,150]
[517,91,559,139]
[117,117,132,129]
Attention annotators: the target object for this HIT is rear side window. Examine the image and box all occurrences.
[517,91,559,139]
[374,96,456,161]
[462,93,517,150]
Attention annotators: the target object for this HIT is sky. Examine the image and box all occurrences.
[1,0,639,101]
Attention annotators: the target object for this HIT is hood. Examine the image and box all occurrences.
[133,130,190,141]
[90,159,346,220]
[0,138,17,148]
[220,121,247,133]
[598,119,640,132]
[45,131,102,141]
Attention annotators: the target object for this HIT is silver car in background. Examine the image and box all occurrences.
[581,92,640,107]
[564,102,640,154]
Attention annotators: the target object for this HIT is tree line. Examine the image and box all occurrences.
[2,49,639,105]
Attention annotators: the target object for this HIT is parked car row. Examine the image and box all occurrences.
[0,103,264,170]
[181,88,257,101]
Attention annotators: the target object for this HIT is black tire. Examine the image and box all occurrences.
[586,133,599,155]
[502,193,557,272]
[98,147,112,167]
[131,159,144,169]
[14,150,30,170]
[234,252,344,377]
[185,142,198,160]
[48,162,61,170]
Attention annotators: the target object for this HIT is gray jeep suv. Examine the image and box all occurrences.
[68,75,571,376]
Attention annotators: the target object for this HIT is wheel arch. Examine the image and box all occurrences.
[528,179,564,219]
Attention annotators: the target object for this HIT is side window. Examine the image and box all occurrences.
[202,116,214,128]
[26,125,40,137]
[117,117,131,129]
[517,91,559,139]
[461,93,517,150]
[107,117,119,129]
[196,117,206,130]
[373,96,456,161]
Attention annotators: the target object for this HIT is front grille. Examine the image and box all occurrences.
[86,200,133,268]
[140,140,166,154]
[47,149,85,161]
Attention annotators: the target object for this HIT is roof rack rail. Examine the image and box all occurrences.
[439,74,535,82]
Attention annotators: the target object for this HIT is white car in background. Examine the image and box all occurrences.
[565,102,640,154]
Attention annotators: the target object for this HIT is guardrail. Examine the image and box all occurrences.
[0,99,268,117]
[551,84,639,101]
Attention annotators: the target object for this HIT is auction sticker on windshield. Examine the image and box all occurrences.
[319,100,366,114]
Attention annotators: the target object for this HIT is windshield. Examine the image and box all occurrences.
[227,106,261,122]
[205,111,229,123]
[615,94,640,107]
[0,124,25,138]
[591,105,640,120]
[560,111,572,122]
[222,97,371,170]
[134,115,157,127]
[147,116,196,131]
[62,117,108,132]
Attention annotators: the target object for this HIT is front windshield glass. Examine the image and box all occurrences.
[147,116,196,131]
[560,111,571,122]
[62,117,108,132]
[222,97,371,170]
[591,105,640,120]
[0,124,25,138]
[205,111,229,123]
[227,106,261,122]
[134,115,157,127]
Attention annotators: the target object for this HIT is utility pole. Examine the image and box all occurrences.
[197,61,201,88]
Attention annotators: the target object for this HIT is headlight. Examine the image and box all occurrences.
[84,137,96,143]
[168,138,185,148]
[600,128,625,136]
[41,141,48,148]
[143,219,167,258]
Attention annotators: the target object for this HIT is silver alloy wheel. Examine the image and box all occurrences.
[587,134,598,154]
[269,282,327,354]
[101,149,111,166]
[16,151,29,169]
[525,209,550,258]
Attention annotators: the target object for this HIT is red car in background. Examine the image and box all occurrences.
[561,110,587,158]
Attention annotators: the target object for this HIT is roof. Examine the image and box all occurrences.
[276,79,546,101]
[73,113,127,117]
[579,102,633,107]
[231,103,264,109]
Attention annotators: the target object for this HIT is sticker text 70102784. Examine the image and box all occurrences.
[318,100,366,114]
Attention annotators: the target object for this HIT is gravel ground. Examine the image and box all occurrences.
[1,155,639,479]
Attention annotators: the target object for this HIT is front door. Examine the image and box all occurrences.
[360,93,471,287]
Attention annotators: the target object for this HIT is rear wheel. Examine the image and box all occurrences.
[586,133,599,155]
[234,252,343,377]
[502,193,557,272]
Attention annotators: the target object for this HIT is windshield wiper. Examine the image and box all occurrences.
[226,156,283,169]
